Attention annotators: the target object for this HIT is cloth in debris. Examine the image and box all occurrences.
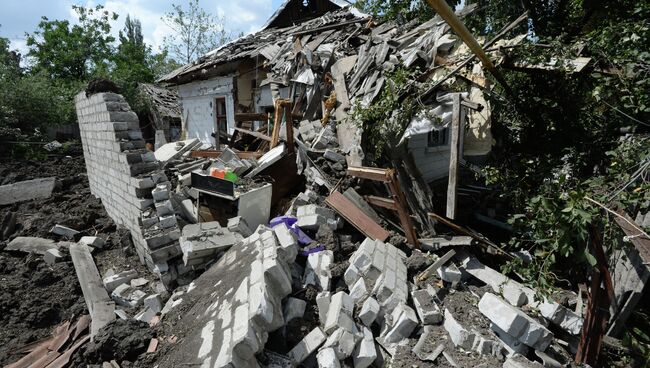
[269,215,313,245]
[399,92,468,145]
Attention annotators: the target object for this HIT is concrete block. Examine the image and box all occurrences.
[503,354,544,368]
[273,223,298,263]
[491,324,529,357]
[228,216,252,237]
[299,120,317,142]
[324,291,355,334]
[304,250,333,290]
[316,291,331,326]
[349,277,369,304]
[155,199,174,216]
[359,297,380,327]
[479,293,553,350]
[283,297,307,323]
[130,278,149,288]
[316,348,340,368]
[323,149,346,163]
[103,269,138,293]
[478,293,528,338]
[152,184,170,201]
[323,327,358,360]
[411,289,442,325]
[287,327,327,365]
[353,326,377,368]
[50,224,80,238]
[158,214,177,229]
[80,236,106,249]
[383,303,418,344]
[111,283,146,308]
[144,294,163,313]
[437,263,462,284]
[461,256,528,307]
[43,248,63,265]
[443,308,475,350]
[134,306,156,323]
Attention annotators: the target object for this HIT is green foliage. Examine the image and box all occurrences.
[352,68,418,163]
[355,0,437,22]
[26,5,117,81]
[162,0,234,64]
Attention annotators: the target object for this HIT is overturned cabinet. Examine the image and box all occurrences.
[190,172,273,230]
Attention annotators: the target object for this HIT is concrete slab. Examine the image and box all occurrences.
[0,177,56,205]
[6,236,61,255]
[69,242,115,339]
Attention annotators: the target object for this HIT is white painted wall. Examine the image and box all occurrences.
[178,76,235,146]
[407,131,459,183]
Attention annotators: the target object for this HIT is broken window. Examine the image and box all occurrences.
[427,128,449,147]
[214,97,228,134]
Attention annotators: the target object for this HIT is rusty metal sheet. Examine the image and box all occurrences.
[26,351,60,368]
[325,191,390,241]
[45,335,90,368]
[71,315,91,342]
[5,345,49,368]
[47,321,71,353]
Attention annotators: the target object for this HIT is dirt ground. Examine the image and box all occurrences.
[0,154,151,366]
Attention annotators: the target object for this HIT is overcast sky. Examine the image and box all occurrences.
[0,0,285,57]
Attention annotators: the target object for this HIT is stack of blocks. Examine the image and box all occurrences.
[75,92,182,286]
[191,225,297,367]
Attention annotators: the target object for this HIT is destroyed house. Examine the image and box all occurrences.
[159,0,493,183]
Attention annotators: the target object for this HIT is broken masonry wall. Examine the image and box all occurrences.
[75,92,182,286]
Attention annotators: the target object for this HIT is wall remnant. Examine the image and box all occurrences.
[75,91,184,287]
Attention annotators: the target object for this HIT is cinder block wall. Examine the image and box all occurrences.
[75,91,182,286]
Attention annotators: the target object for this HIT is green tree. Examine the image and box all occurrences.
[25,5,117,81]
[162,0,233,64]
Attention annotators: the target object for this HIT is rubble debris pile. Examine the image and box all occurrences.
[75,92,182,286]
[154,225,297,367]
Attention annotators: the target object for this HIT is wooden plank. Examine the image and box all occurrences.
[419,236,475,251]
[189,150,264,160]
[347,166,390,182]
[283,101,295,154]
[69,243,115,339]
[270,100,284,149]
[386,169,419,247]
[446,93,462,219]
[365,195,398,210]
[233,127,272,142]
[325,191,390,242]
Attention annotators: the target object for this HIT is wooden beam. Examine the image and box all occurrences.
[325,191,390,242]
[386,169,419,247]
[425,0,507,85]
[233,127,272,142]
[446,93,462,219]
[282,101,295,154]
[189,150,264,160]
[365,195,398,210]
[347,166,391,182]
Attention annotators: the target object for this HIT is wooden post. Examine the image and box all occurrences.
[283,101,295,153]
[270,100,284,149]
[425,0,508,86]
[387,169,419,247]
[446,93,462,219]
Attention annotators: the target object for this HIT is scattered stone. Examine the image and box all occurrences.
[103,270,138,293]
[80,236,106,249]
[43,248,63,265]
[283,297,307,323]
[411,289,442,324]
[50,224,80,239]
[287,327,327,364]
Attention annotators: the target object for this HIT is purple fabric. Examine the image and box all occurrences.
[291,224,313,246]
[269,215,313,245]
[300,245,324,256]
[269,216,297,228]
